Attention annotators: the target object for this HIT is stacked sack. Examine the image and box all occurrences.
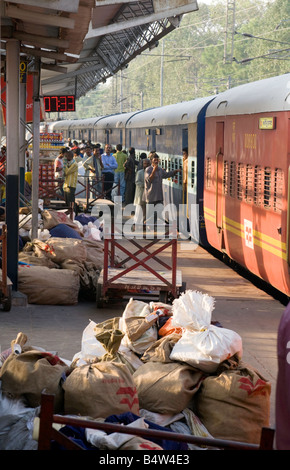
[18,209,106,304]
[150,290,271,445]
[0,291,272,449]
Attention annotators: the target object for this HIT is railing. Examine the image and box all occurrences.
[37,393,275,451]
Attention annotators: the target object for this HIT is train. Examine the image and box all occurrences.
[48,73,290,297]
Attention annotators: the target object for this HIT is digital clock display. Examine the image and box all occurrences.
[43,95,76,113]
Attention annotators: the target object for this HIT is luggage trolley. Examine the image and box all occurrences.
[96,222,185,308]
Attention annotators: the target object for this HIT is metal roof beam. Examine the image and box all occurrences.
[3,0,80,13]
[95,1,139,4]
[20,46,77,63]
[41,63,68,74]
[5,4,76,29]
[13,32,70,50]
[86,2,198,39]
[41,62,103,85]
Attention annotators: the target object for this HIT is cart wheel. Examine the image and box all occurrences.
[96,283,104,308]
[2,285,12,312]
[159,290,168,303]
[179,281,187,295]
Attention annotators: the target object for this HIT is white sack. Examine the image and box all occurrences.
[169,290,243,373]
[72,320,106,365]
[120,298,157,355]
[85,417,148,450]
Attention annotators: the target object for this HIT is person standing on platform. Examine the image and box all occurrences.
[0,146,6,204]
[144,152,181,229]
[276,301,290,449]
[54,146,68,198]
[83,145,104,198]
[182,147,188,204]
[113,144,127,202]
[134,158,150,226]
[124,147,138,205]
[63,150,78,208]
[101,143,117,200]
[137,152,147,170]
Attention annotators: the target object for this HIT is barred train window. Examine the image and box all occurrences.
[254,165,262,206]
[206,157,211,188]
[274,168,283,212]
[245,164,253,203]
[229,161,236,197]
[237,163,244,200]
[264,167,271,208]
[179,159,183,186]
[191,160,195,188]
[223,160,229,194]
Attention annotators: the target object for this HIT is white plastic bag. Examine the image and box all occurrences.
[120,298,158,355]
[85,417,148,450]
[83,222,103,241]
[72,320,106,365]
[169,290,243,373]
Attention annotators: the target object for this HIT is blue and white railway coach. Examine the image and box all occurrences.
[125,97,214,246]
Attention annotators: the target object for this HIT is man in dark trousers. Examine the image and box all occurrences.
[101,143,117,200]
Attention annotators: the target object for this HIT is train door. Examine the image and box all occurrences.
[215,121,225,249]
[151,129,156,150]
[182,128,188,205]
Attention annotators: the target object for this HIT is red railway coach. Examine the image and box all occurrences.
[203,73,290,296]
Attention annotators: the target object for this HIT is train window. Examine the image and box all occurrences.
[179,159,183,186]
[229,161,236,198]
[206,158,211,188]
[191,160,195,188]
[273,168,283,212]
[223,160,229,194]
[245,164,253,203]
[237,163,244,200]
[174,158,181,185]
[254,166,262,206]
[264,167,271,208]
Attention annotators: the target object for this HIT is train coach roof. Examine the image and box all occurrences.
[50,120,75,132]
[93,111,140,129]
[206,73,290,117]
[68,117,101,130]
[126,96,214,128]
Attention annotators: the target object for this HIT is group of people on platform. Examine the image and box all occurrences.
[53,140,187,217]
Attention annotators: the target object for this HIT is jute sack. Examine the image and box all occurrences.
[63,361,139,419]
[18,251,58,269]
[0,350,68,411]
[141,333,182,363]
[81,239,104,269]
[18,265,80,305]
[194,361,271,444]
[93,318,137,374]
[31,238,87,265]
[41,209,82,234]
[133,361,203,414]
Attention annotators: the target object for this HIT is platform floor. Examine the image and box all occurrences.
[0,238,285,429]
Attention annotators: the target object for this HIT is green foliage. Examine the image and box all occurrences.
[55,0,289,119]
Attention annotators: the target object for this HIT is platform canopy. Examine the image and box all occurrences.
[1,0,199,100]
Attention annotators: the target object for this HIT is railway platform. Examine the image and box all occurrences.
[0,237,285,430]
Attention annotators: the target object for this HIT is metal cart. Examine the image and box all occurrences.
[96,224,185,308]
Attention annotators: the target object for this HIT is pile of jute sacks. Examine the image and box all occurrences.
[0,290,271,450]
[18,208,106,303]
